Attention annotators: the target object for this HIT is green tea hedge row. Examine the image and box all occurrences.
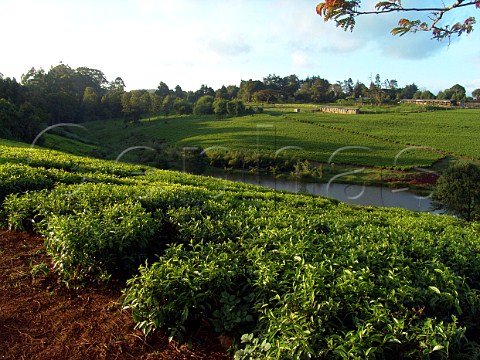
[1,141,479,358]
[123,204,480,359]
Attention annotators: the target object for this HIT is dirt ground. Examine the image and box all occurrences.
[0,229,230,359]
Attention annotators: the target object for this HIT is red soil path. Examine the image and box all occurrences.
[0,230,230,359]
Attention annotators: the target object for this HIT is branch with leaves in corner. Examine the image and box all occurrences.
[316,0,479,40]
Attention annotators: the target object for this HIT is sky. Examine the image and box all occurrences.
[0,0,479,95]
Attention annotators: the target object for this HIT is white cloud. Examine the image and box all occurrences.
[0,0,477,93]
[291,50,309,67]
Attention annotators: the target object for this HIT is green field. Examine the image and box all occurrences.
[49,107,479,171]
[1,138,480,358]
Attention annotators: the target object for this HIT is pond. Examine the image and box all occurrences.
[205,170,438,213]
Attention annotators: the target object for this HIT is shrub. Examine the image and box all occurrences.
[42,200,162,285]
[193,95,214,115]
[432,161,480,221]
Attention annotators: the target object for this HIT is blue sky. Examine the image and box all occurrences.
[1,0,479,95]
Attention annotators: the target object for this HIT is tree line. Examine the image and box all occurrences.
[1,64,479,143]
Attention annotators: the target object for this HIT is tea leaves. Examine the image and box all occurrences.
[1,140,479,358]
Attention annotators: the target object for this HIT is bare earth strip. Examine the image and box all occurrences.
[0,230,229,360]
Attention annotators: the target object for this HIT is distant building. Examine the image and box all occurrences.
[400,99,455,107]
[464,102,480,109]
[318,106,360,115]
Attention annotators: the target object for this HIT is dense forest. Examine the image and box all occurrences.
[0,64,477,144]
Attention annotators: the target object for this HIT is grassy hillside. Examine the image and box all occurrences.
[45,107,480,172]
[1,139,479,358]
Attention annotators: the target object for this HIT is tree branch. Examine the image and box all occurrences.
[354,1,477,15]
[316,0,479,39]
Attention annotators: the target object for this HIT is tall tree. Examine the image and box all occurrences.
[102,77,125,118]
[238,79,264,102]
[296,76,332,103]
[316,0,479,40]
[215,85,229,99]
[174,85,185,99]
[76,67,108,97]
[283,75,300,100]
[413,90,436,100]
[226,85,239,100]
[155,81,170,99]
[352,81,368,99]
[162,95,175,116]
[398,83,419,99]
[368,74,387,105]
[0,98,18,139]
[472,88,480,101]
[342,78,354,97]
[140,92,152,117]
[252,89,279,103]
[109,77,126,92]
[121,91,145,123]
[82,86,99,120]
[194,85,215,99]
[437,84,467,102]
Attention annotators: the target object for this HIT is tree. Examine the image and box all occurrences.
[352,80,368,99]
[109,77,126,92]
[283,75,301,100]
[162,95,175,116]
[155,81,170,99]
[194,85,215,99]
[174,85,185,99]
[437,84,467,102]
[215,85,229,100]
[0,98,18,139]
[342,78,354,97]
[82,86,99,120]
[252,89,279,103]
[473,88,480,101]
[173,98,193,115]
[76,67,108,97]
[238,79,264,102]
[368,74,388,105]
[140,92,152,117]
[226,85,239,100]
[102,78,125,118]
[398,83,419,99]
[193,95,214,115]
[413,90,435,100]
[296,76,333,103]
[213,98,228,117]
[432,161,480,221]
[121,91,145,123]
[316,1,479,40]
[151,94,163,116]
[226,100,246,116]
[17,101,46,142]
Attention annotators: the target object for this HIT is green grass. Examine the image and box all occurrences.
[43,133,100,157]
[296,109,480,161]
[51,107,479,171]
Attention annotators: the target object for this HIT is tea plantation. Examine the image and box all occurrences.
[1,139,479,359]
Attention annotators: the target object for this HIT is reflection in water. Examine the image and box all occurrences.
[205,170,437,213]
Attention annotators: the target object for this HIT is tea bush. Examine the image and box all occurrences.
[1,140,479,358]
[43,200,163,284]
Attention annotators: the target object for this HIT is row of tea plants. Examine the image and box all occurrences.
[1,141,480,359]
